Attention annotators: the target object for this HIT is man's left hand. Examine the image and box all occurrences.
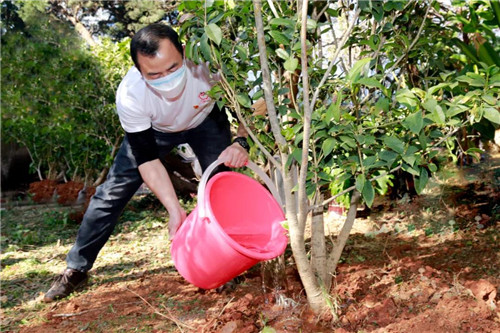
[218,143,249,168]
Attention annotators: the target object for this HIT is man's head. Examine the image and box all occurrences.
[130,23,183,74]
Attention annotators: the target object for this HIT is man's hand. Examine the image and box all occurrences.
[168,206,187,240]
[218,143,249,168]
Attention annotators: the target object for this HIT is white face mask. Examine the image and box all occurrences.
[146,63,187,99]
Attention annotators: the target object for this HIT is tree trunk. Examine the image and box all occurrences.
[283,165,325,313]
[325,190,361,290]
[310,193,327,285]
[72,20,97,47]
[48,1,97,47]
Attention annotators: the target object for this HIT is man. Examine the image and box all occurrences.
[43,23,249,302]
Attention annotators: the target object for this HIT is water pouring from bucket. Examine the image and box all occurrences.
[171,159,288,289]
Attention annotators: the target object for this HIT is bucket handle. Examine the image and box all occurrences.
[198,159,284,218]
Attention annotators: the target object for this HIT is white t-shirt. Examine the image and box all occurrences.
[116,60,218,133]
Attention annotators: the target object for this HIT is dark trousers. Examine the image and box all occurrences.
[66,108,231,272]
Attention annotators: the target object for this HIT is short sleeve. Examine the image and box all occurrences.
[116,67,152,133]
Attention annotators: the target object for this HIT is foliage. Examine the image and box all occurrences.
[1,1,131,183]
[178,0,499,312]
[179,0,499,207]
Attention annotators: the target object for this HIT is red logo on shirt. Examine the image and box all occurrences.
[199,92,210,103]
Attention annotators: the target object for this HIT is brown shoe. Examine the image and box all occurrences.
[43,268,88,303]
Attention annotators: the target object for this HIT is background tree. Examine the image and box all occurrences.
[46,0,180,44]
[1,0,130,185]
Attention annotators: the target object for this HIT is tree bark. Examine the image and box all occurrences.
[311,194,327,285]
[48,0,97,47]
[325,190,361,290]
[252,0,327,314]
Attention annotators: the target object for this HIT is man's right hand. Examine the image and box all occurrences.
[168,206,187,241]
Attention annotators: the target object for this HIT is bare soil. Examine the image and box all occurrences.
[12,157,500,332]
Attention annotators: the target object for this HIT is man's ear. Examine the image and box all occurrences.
[182,45,186,58]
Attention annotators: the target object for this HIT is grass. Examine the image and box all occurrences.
[0,193,195,332]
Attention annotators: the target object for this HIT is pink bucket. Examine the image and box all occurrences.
[171,159,288,289]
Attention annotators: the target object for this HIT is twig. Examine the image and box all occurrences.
[266,0,279,18]
[126,287,193,332]
[311,6,361,108]
[383,1,434,80]
[202,296,235,333]
[217,296,235,317]
[313,164,403,210]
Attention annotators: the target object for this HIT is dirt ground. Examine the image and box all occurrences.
[19,229,499,333]
[10,156,500,332]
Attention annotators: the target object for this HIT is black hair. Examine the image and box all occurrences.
[130,23,183,71]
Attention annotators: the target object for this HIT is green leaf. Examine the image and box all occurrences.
[200,33,213,62]
[414,168,429,194]
[346,58,372,84]
[491,0,500,27]
[339,135,357,149]
[452,38,480,64]
[363,156,377,168]
[321,137,337,156]
[269,30,290,46]
[326,91,343,122]
[362,181,375,208]
[402,154,416,167]
[306,18,317,31]
[284,57,299,72]
[355,174,366,193]
[433,105,446,124]
[379,150,399,166]
[205,23,222,46]
[282,127,294,141]
[292,148,303,164]
[236,93,251,108]
[481,94,497,106]
[478,41,500,66]
[457,73,486,87]
[355,135,366,144]
[402,163,420,176]
[269,18,296,29]
[402,111,423,135]
[384,136,405,154]
[466,148,484,162]
[422,98,437,112]
[280,220,289,231]
[428,83,450,95]
[275,48,290,60]
[375,97,389,113]
[261,326,277,333]
[235,45,248,61]
[425,100,445,124]
[446,104,468,118]
[483,107,500,124]
[396,89,417,107]
[357,77,383,89]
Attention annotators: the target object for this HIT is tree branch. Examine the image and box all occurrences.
[297,0,313,227]
[384,0,433,79]
[311,6,361,108]
[252,0,287,149]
